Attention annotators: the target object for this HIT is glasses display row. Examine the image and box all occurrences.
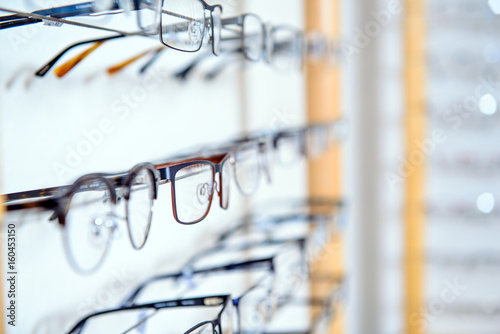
[63,198,345,334]
[3,121,346,273]
[1,1,339,79]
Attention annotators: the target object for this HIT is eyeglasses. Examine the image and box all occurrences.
[221,14,265,61]
[0,1,127,29]
[154,152,234,224]
[35,34,128,77]
[29,12,263,79]
[116,12,266,78]
[122,257,274,305]
[170,23,309,78]
[0,0,224,54]
[0,4,141,34]
[8,8,339,80]
[263,277,344,334]
[5,163,159,273]
[217,209,341,257]
[121,257,276,334]
[184,237,308,309]
[162,135,273,198]
[166,23,307,80]
[4,152,233,272]
[34,33,168,78]
[147,0,223,55]
[66,294,233,334]
[214,136,274,197]
[272,120,347,166]
[267,25,304,72]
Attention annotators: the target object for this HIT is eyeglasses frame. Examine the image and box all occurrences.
[154,152,234,225]
[156,0,223,55]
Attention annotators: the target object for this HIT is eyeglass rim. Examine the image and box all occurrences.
[59,174,117,274]
[234,273,276,333]
[157,152,233,225]
[123,163,160,250]
[67,294,232,334]
[210,5,223,56]
[232,140,263,197]
[219,155,233,210]
[241,13,265,61]
[157,0,222,55]
[268,25,305,70]
[120,257,275,307]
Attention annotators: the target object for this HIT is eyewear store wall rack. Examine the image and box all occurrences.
[0,1,344,334]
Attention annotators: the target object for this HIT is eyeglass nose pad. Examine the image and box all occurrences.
[214,179,220,194]
[188,20,204,43]
[196,182,212,205]
[88,214,117,246]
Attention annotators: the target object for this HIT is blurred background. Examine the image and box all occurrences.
[1,0,500,334]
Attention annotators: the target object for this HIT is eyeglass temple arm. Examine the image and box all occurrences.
[121,257,273,307]
[36,35,126,76]
[221,16,241,26]
[0,7,139,35]
[138,47,166,74]
[173,52,214,80]
[0,1,102,22]
[4,173,127,203]
[4,185,71,202]
[0,2,98,28]
[107,46,164,75]
[5,197,59,213]
[174,47,242,81]
[0,0,141,29]
[54,41,107,78]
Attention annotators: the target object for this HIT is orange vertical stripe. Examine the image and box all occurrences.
[305,0,343,333]
[404,0,426,333]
